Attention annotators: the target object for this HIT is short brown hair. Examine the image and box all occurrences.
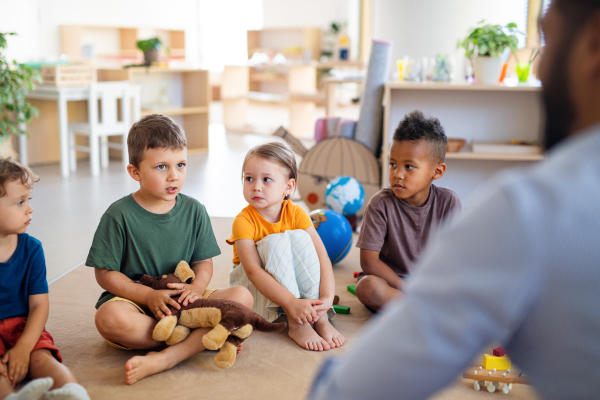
[241,142,297,200]
[0,158,39,197]
[127,114,187,167]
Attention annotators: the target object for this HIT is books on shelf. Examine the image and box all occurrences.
[472,141,542,155]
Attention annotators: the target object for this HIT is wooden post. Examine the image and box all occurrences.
[359,0,373,62]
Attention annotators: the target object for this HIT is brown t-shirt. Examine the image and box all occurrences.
[356,185,461,277]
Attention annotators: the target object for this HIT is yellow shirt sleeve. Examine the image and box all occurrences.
[294,203,314,231]
[226,212,255,245]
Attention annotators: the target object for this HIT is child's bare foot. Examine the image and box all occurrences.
[288,321,330,351]
[314,315,345,348]
[125,352,168,385]
[237,343,243,354]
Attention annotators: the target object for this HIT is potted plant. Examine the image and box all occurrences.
[0,32,42,159]
[137,37,162,65]
[458,21,520,85]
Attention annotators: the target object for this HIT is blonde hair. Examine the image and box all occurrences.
[241,142,298,200]
[0,158,39,197]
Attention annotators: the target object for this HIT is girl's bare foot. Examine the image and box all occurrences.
[313,315,345,348]
[124,352,168,385]
[288,320,330,351]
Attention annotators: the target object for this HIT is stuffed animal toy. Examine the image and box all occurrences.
[136,261,287,369]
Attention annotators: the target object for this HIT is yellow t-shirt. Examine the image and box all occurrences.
[227,200,314,265]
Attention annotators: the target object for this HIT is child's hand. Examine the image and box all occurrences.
[0,360,7,378]
[313,296,334,321]
[147,289,185,320]
[286,298,323,324]
[166,282,204,307]
[1,344,30,387]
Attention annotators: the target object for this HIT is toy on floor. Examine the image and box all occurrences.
[309,209,353,264]
[463,366,528,394]
[353,271,360,278]
[332,305,350,314]
[347,285,356,295]
[136,261,287,369]
[463,351,528,394]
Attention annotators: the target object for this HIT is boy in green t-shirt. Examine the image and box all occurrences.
[86,114,253,385]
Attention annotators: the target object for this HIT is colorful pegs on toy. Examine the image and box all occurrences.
[493,347,505,357]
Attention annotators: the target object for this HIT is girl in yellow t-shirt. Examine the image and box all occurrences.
[227,142,344,351]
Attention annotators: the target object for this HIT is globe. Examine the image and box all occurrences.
[324,176,365,216]
[309,209,353,265]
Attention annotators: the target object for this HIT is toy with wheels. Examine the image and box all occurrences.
[463,366,528,394]
[309,209,353,264]
[325,176,365,216]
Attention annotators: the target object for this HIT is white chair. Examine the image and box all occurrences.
[68,81,134,176]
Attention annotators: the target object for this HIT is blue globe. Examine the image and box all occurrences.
[309,209,353,265]
[324,176,365,216]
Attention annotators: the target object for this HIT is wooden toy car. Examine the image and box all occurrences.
[463,366,528,394]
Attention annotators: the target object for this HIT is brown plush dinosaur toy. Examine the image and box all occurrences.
[136,261,287,369]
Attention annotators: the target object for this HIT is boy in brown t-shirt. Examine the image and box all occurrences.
[355,110,461,312]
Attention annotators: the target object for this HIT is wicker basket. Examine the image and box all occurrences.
[41,65,96,88]
[446,138,466,152]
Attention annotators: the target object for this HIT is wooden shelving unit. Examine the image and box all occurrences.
[445,152,544,161]
[61,25,186,60]
[98,67,210,153]
[247,28,321,61]
[382,81,545,197]
[222,65,316,136]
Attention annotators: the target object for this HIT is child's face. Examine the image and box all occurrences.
[0,179,33,236]
[129,147,187,204]
[388,140,445,207]
[243,156,295,212]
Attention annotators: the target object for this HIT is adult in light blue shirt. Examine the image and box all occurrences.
[309,1,600,399]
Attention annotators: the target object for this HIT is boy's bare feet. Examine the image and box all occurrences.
[313,315,345,348]
[288,320,330,351]
[125,352,167,385]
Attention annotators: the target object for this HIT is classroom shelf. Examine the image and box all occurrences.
[445,152,544,161]
[99,67,210,153]
[141,106,209,116]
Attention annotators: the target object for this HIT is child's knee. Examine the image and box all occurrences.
[356,276,386,305]
[29,349,58,369]
[228,286,254,308]
[95,302,133,336]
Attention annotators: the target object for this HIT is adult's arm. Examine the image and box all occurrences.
[310,184,542,400]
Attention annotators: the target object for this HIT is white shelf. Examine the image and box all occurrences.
[385,81,542,92]
[445,152,544,161]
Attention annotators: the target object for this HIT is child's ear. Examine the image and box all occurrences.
[127,164,142,182]
[284,178,296,196]
[432,163,447,180]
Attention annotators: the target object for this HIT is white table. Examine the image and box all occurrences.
[25,85,141,177]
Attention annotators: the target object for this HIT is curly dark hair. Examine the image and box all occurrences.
[393,110,447,163]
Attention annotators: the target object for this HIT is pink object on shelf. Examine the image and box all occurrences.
[314,118,328,142]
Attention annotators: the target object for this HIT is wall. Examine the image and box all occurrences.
[1,0,202,66]
[263,0,359,60]
[373,0,528,68]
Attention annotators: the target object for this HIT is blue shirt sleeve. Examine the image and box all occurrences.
[27,237,48,295]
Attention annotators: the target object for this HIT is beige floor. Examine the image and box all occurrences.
[46,216,539,400]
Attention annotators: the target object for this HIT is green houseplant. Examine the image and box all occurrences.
[458,21,520,85]
[137,37,162,65]
[0,32,42,159]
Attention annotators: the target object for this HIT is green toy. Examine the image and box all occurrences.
[333,305,350,314]
[347,285,356,295]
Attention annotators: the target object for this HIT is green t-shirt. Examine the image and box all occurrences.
[86,193,221,309]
